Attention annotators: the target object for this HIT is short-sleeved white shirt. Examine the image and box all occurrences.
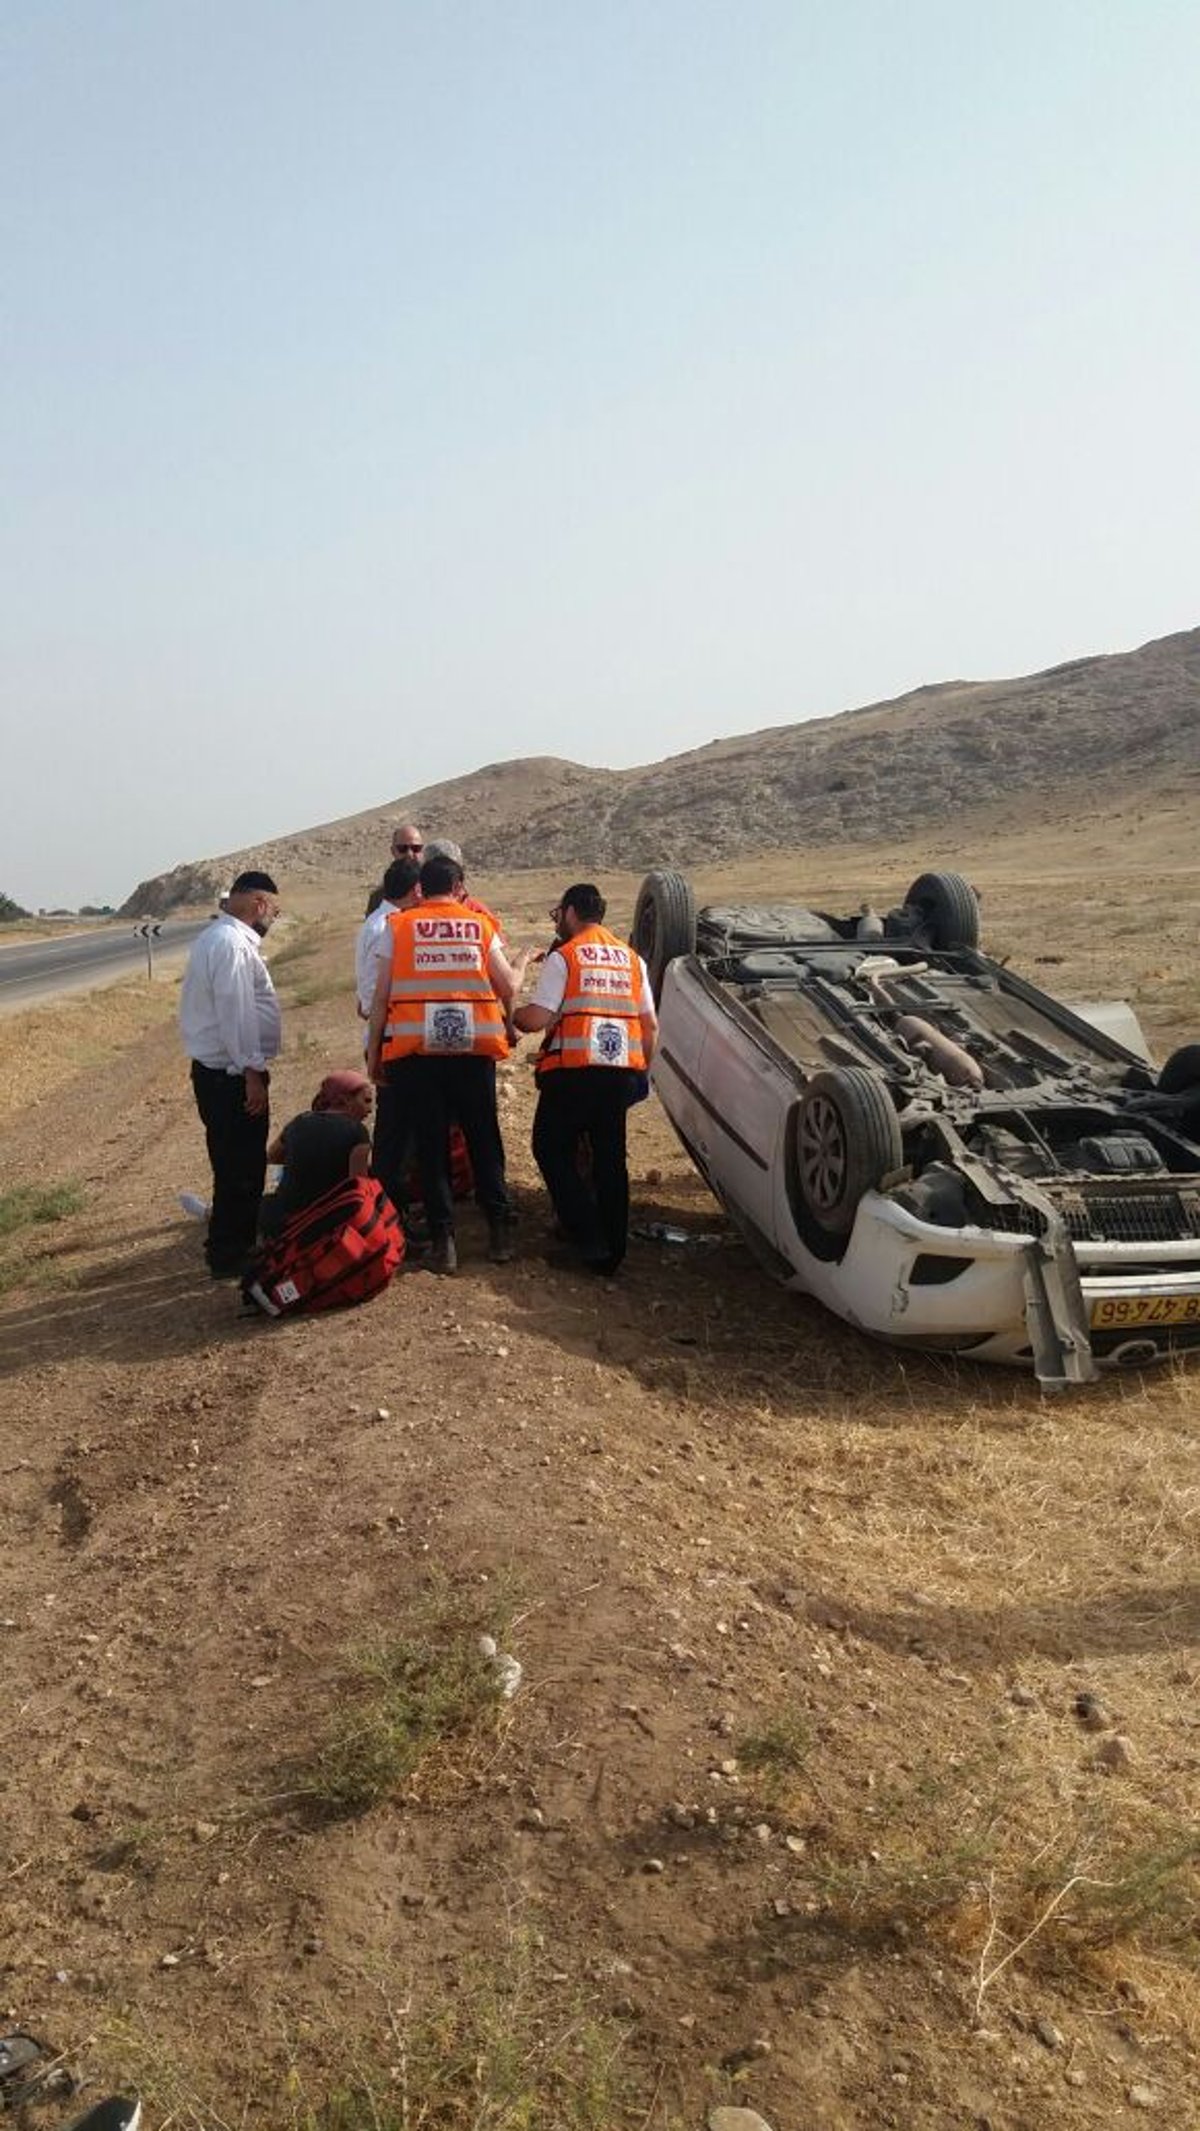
[530,945,656,1019]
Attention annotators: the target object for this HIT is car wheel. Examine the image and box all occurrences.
[632,869,696,1002]
[1159,1044,1200,1095]
[793,1067,903,1239]
[905,870,980,950]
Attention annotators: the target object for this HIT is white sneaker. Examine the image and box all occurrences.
[179,1192,210,1220]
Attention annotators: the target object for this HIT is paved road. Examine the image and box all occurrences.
[0,919,211,1013]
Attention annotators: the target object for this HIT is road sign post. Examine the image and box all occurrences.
[134,921,162,978]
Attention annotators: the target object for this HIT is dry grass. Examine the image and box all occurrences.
[5,810,1200,2120]
[0,974,179,1127]
[299,1586,520,1819]
[100,1923,662,2131]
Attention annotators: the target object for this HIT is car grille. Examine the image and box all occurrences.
[1058,1190,1200,1244]
[978,1188,1200,1244]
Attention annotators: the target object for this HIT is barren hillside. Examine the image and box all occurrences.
[121,625,1200,912]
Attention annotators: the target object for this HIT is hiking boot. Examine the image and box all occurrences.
[427,1232,458,1275]
[488,1220,515,1265]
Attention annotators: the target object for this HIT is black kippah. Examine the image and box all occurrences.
[229,869,278,894]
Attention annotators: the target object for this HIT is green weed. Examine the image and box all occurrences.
[303,1591,518,1818]
[739,1709,812,1799]
[0,1181,84,1239]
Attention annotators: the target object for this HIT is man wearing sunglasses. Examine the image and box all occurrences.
[389,822,424,863]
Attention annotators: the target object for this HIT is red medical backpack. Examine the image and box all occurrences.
[241,1177,404,1317]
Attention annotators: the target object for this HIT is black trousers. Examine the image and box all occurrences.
[532,1068,634,1268]
[371,1071,415,1217]
[386,1054,508,1235]
[190,1062,269,1273]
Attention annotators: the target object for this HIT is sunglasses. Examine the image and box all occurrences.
[393,842,424,854]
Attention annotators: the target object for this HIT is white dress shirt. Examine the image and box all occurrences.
[179,913,282,1073]
[356,899,398,1015]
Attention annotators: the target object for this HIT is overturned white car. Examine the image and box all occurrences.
[633,869,1200,1389]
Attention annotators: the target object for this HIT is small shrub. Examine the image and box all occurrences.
[304,1597,516,1818]
[740,1709,812,1800]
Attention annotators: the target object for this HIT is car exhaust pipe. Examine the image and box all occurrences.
[894,1013,985,1089]
[1110,1338,1161,1369]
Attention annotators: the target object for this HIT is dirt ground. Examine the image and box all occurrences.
[1,840,1198,2131]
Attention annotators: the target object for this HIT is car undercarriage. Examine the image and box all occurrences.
[634,869,1200,1387]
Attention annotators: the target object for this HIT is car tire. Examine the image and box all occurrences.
[1159,1044,1200,1095]
[792,1067,903,1239]
[632,869,696,1002]
[905,870,980,950]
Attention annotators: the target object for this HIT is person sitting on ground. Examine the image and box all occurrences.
[258,1072,374,1238]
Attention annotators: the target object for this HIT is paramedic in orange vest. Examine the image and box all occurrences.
[366,851,526,1275]
[513,883,657,1276]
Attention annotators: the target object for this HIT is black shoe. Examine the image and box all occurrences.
[488,1220,515,1265]
[543,1241,612,1275]
[207,1260,246,1282]
[62,2102,142,2131]
[427,1233,458,1275]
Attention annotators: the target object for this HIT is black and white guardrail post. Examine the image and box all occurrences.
[133,921,163,979]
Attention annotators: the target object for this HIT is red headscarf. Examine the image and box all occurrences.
[312,1070,371,1113]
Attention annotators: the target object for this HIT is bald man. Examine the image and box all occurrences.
[390,821,424,865]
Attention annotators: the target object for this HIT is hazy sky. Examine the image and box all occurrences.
[3,2,1198,908]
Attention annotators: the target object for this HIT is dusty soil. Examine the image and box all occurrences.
[1,843,1198,2129]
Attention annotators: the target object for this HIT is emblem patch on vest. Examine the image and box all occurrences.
[426,1002,474,1051]
[590,1018,629,1066]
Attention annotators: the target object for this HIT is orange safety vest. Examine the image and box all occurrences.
[536,925,647,1076]
[381,898,509,1063]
